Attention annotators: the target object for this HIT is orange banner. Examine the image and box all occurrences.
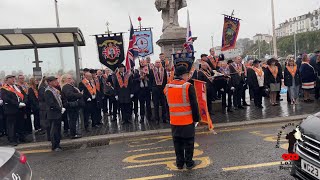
[193,79,214,131]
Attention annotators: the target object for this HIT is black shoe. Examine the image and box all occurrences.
[140,117,144,123]
[238,106,245,109]
[163,120,167,123]
[85,127,91,132]
[71,135,82,139]
[186,161,198,170]
[227,108,233,112]
[257,105,263,108]
[121,121,126,125]
[243,103,250,106]
[112,117,117,122]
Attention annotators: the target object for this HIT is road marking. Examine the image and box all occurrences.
[21,149,52,154]
[126,143,199,153]
[123,149,203,163]
[222,161,282,171]
[127,174,174,180]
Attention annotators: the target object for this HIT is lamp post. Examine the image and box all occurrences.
[54,0,64,71]
[271,0,278,57]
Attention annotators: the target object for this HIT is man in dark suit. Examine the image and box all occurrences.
[132,69,140,121]
[1,75,27,146]
[150,60,168,124]
[79,72,100,131]
[229,56,246,110]
[45,76,65,152]
[91,69,103,125]
[107,70,118,122]
[61,74,83,139]
[114,64,133,124]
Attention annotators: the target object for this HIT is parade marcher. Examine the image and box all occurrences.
[102,69,113,115]
[265,58,283,106]
[137,60,152,123]
[17,75,32,134]
[284,56,301,105]
[198,62,215,114]
[219,61,233,112]
[38,76,51,140]
[229,56,246,109]
[107,70,118,122]
[150,60,168,124]
[91,69,103,126]
[208,48,219,70]
[28,78,43,133]
[247,60,265,108]
[314,55,320,100]
[300,54,316,103]
[61,74,83,139]
[164,65,200,170]
[1,75,27,146]
[45,76,65,152]
[132,69,140,121]
[114,64,133,125]
[56,82,69,135]
[79,72,100,131]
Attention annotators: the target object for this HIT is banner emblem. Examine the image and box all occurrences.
[221,15,241,51]
[134,29,154,57]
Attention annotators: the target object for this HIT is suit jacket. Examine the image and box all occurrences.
[38,84,47,111]
[114,72,133,104]
[247,68,264,89]
[149,67,167,90]
[44,88,62,120]
[1,85,27,115]
[264,66,283,86]
[61,84,84,110]
[79,80,97,102]
[229,63,245,87]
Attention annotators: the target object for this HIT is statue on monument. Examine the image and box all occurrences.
[155,0,187,32]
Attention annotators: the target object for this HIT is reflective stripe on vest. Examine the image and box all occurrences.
[165,81,193,126]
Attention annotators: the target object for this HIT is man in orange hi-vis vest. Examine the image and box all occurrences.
[164,65,200,170]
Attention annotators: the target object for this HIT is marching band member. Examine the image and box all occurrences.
[114,64,133,125]
[1,75,27,146]
[150,60,168,124]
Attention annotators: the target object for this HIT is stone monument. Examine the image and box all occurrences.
[155,0,197,59]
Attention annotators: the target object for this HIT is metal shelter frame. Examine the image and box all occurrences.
[0,27,86,83]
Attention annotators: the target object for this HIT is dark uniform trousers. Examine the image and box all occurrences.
[49,118,62,150]
[67,109,81,136]
[16,109,27,140]
[33,110,41,131]
[214,79,228,108]
[120,103,131,122]
[84,100,99,128]
[6,115,17,142]
[138,87,152,119]
[62,112,69,132]
[0,106,5,134]
[173,136,195,167]
[132,94,139,116]
[152,87,167,121]
[253,87,264,107]
[233,83,244,108]
[25,107,33,133]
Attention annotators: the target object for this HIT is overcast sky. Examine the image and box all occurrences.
[0,0,319,75]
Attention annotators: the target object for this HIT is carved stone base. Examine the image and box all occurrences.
[156,27,197,60]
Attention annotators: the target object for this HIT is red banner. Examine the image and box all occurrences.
[221,15,241,51]
[193,79,214,130]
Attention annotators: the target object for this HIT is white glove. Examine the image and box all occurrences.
[19,102,26,108]
[115,96,118,101]
[130,94,134,98]
[61,108,66,114]
[87,98,92,102]
[0,100,3,106]
[231,87,235,91]
[92,95,96,99]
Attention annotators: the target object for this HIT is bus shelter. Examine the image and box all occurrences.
[0,27,86,83]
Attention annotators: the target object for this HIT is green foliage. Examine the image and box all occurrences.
[244,30,320,58]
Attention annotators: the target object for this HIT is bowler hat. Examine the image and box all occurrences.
[174,65,188,77]
[5,75,15,79]
[253,59,261,64]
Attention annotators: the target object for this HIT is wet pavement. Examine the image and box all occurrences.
[25,121,299,180]
[0,93,319,146]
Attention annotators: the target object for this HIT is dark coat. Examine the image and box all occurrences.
[38,84,47,111]
[299,63,316,83]
[28,87,39,112]
[197,70,213,93]
[149,68,167,90]
[61,84,84,110]
[114,73,133,104]
[1,85,27,115]
[78,80,96,102]
[264,66,283,86]
[171,81,200,138]
[44,88,62,120]
[229,63,245,87]
[132,69,141,94]
[284,67,301,87]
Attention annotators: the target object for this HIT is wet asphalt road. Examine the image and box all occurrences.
[25,121,301,180]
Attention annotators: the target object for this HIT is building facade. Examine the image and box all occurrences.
[276,8,320,37]
[253,34,273,43]
[214,46,243,59]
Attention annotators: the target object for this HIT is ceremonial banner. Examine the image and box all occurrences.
[134,29,154,57]
[95,34,125,71]
[193,79,214,130]
[221,15,240,51]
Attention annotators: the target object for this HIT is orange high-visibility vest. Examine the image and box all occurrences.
[164,80,193,126]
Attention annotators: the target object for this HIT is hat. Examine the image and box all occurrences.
[174,65,188,77]
[46,76,58,82]
[89,69,97,74]
[227,60,233,64]
[83,68,90,72]
[5,75,15,79]
[218,54,225,61]
[253,59,261,64]
[118,64,125,68]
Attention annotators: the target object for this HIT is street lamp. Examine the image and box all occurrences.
[271,0,278,57]
[54,0,64,71]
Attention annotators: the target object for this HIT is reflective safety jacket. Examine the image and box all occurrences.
[164,80,193,126]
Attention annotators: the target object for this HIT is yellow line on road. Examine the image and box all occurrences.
[21,149,52,154]
[222,161,283,171]
[127,174,174,180]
